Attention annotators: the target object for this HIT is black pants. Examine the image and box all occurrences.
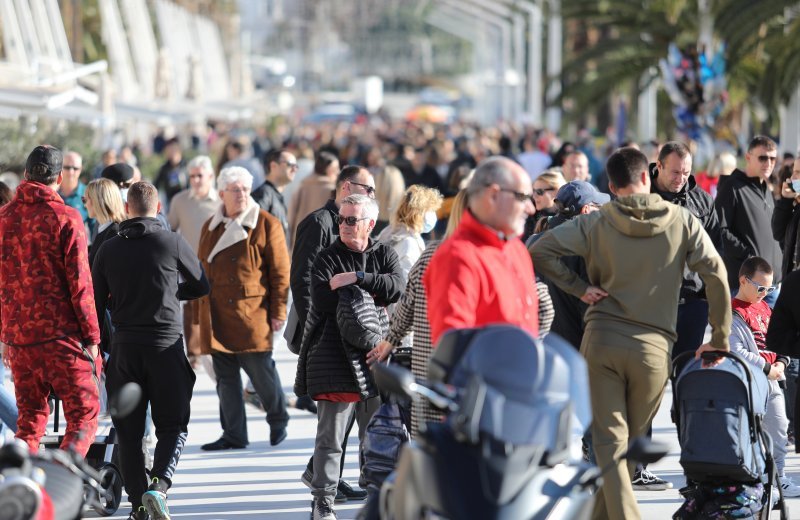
[671,299,709,371]
[106,339,195,509]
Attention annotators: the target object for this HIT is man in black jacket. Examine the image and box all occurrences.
[288,165,376,501]
[651,142,722,359]
[715,136,783,304]
[92,182,209,520]
[767,268,800,453]
[296,194,402,520]
[251,148,297,241]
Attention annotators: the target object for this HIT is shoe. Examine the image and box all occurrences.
[781,475,800,498]
[311,497,337,520]
[244,390,264,411]
[270,427,287,446]
[337,479,367,501]
[142,490,170,520]
[632,468,673,491]
[301,467,313,488]
[200,437,246,451]
[128,506,150,520]
[296,395,318,414]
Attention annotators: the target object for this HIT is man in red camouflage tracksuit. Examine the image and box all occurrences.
[0,145,101,456]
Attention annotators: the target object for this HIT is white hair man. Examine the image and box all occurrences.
[295,193,403,520]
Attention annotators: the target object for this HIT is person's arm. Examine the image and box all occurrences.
[62,215,101,346]
[684,212,731,351]
[702,196,723,252]
[167,196,180,231]
[714,184,749,259]
[310,252,339,314]
[290,216,327,324]
[359,246,404,305]
[730,314,769,371]
[536,280,554,336]
[176,234,209,300]
[262,215,290,323]
[771,198,794,243]
[767,275,800,357]
[91,247,109,341]
[529,216,593,299]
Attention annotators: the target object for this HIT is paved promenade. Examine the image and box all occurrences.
[92,343,800,519]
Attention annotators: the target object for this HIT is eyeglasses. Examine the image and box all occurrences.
[279,160,298,169]
[533,188,556,196]
[349,181,375,196]
[336,215,369,226]
[485,183,534,203]
[63,165,81,171]
[188,174,205,179]
[745,277,776,295]
[225,188,249,194]
[757,155,777,163]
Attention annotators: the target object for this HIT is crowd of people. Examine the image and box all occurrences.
[1,122,800,520]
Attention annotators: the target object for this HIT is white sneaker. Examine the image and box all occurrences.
[780,475,800,498]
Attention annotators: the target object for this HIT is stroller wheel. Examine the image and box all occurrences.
[93,463,122,516]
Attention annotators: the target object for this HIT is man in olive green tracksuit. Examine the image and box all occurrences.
[530,147,731,520]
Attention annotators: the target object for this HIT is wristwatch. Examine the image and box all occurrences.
[356,271,365,285]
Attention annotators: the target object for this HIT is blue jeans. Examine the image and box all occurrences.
[0,363,18,433]
[212,351,289,446]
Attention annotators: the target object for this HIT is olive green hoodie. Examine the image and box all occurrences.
[530,193,731,351]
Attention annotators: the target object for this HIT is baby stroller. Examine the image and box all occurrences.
[671,350,789,519]
[41,391,123,516]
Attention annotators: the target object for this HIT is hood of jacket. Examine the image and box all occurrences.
[15,180,61,205]
[601,193,679,238]
[118,217,164,238]
[333,236,383,255]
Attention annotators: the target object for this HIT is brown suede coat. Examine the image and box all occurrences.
[196,208,290,354]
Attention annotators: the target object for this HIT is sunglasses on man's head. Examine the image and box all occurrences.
[336,215,369,226]
[757,155,777,163]
[745,277,776,294]
[349,181,375,196]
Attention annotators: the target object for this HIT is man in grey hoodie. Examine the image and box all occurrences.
[530,147,731,520]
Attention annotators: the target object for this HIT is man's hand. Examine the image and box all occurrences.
[330,272,358,290]
[367,340,394,366]
[780,180,800,202]
[87,344,99,360]
[580,286,608,305]
[270,318,286,332]
[695,343,727,367]
[769,361,786,380]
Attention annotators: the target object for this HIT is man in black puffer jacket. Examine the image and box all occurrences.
[296,193,402,520]
[650,142,721,361]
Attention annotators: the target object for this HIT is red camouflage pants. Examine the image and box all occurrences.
[8,338,101,456]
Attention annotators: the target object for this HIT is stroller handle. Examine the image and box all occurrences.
[671,349,760,444]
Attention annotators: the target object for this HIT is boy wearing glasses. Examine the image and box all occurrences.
[730,256,800,496]
[715,135,783,305]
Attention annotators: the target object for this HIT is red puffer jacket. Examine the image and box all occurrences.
[0,181,100,346]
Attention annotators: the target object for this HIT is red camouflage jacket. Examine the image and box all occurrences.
[0,181,100,346]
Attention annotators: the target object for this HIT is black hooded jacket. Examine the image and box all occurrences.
[650,163,722,299]
[252,180,289,241]
[771,196,800,280]
[92,217,209,348]
[295,238,402,398]
[715,169,783,287]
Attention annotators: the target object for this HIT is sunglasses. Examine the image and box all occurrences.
[533,187,556,196]
[279,160,298,169]
[349,181,375,196]
[336,215,369,226]
[485,183,534,203]
[745,277,776,295]
[757,155,777,163]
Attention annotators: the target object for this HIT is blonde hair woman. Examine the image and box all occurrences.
[372,164,406,236]
[85,178,126,267]
[529,169,566,237]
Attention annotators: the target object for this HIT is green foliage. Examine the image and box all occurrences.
[0,120,100,173]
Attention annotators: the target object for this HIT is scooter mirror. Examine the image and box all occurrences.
[108,382,143,419]
[625,436,670,465]
[373,363,415,399]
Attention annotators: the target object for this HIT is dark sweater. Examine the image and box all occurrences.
[252,180,288,241]
[89,222,119,268]
[92,217,209,347]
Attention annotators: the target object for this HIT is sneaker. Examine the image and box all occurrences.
[142,478,170,520]
[128,506,150,520]
[780,475,800,498]
[312,497,337,520]
[632,468,673,491]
